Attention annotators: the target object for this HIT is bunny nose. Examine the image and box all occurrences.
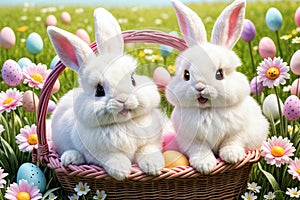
[196,87,205,93]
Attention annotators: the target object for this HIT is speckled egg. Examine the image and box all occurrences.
[17,163,46,193]
[283,95,300,121]
[163,150,189,168]
[51,79,60,94]
[18,57,32,69]
[290,50,300,75]
[263,94,283,120]
[50,55,60,69]
[45,14,57,27]
[22,90,39,112]
[258,37,276,59]
[1,59,23,86]
[47,100,56,114]
[291,78,300,97]
[61,11,71,24]
[26,32,44,55]
[153,67,171,91]
[76,29,90,44]
[0,27,16,49]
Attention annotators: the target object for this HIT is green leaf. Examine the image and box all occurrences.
[41,187,61,200]
[0,138,18,176]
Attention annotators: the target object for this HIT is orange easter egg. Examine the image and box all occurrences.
[163,150,189,168]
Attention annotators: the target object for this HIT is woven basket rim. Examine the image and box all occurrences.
[36,29,260,180]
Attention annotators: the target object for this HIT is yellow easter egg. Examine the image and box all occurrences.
[163,150,189,168]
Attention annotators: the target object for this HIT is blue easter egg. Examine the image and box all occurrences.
[160,44,173,57]
[18,57,32,69]
[17,163,46,193]
[266,7,283,31]
[26,32,44,55]
[1,59,23,86]
[50,55,60,69]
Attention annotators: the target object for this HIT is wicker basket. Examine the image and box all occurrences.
[35,30,260,199]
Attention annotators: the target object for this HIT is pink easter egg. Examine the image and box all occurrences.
[76,29,91,44]
[1,59,23,86]
[45,15,57,27]
[162,132,179,152]
[22,91,39,112]
[283,95,300,121]
[0,27,16,49]
[153,67,171,91]
[258,37,276,59]
[295,7,300,27]
[290,50,300,75]
[47,100,56,114]
[61,11,71,24]
[291,78,300,97]
[51,79,60,94]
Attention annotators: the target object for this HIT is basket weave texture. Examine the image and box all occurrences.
[36,30,260,199]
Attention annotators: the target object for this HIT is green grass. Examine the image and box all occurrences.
[1,1,300,199]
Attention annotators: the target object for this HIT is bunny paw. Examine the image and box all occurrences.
[219,146,245,164]
[138,153,164,176]
[104,158,132,181]
[61,150,85,166]
[189,154,217,174]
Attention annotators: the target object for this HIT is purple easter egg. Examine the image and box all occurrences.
[47,100,56,114]
[1,59,23,86]
[283,95,300,121]
[61,11,71,24]
[76,29,90,44]
[45,15,57,27]
[0,27,16,49]
[290,50,300,75]
[258,37,276,59]
[295,7,300,27]
[241,19,256,42]
[250,76,264,95]
[291,78,300,98]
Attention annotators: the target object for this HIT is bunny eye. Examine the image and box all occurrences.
[95,83,105,97]
[183,69,190,81]
[215,69,224,80]
[131,73,136,87]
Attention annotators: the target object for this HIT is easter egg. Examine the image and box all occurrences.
[0,27,16,49]
[263,94,283,120]
[250,76,264,95]
[266,7,283,31]
[76,29,90,44]
[283,95,300,121]
[153,67,171,91]
[241,19,256,42]
[51,79,60,94]
[17,163,46,193]
[22,90,39,112]
[290,50,300,75]
[295,7,300,27]
[61,11,71,24]
[47,100,56,114]
[162,132,179,152]
[291,78,300,97]
[26,32,44,55]
[1,59,23,86]
[45,14,57,26]
[163,150,189,168]
[18,57,32,69]
[50,55,60,69]
[258,37,276,59]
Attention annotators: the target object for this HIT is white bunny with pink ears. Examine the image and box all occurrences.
[47,8,166,180]
[166,0,269,174]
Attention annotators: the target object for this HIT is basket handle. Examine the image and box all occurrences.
[36,30,188,165]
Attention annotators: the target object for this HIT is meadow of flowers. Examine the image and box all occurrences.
[1,1,300,199]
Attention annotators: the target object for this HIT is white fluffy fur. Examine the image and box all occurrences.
[167,0,269,174]
[48,8,165,180]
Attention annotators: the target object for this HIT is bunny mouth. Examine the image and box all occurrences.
[198,96,208,104]
[119,108,131,117]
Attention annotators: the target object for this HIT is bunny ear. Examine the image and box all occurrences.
[47,26,93,73]
[211,0,246,49]
[171,0,207,47]
[94,8,124,55]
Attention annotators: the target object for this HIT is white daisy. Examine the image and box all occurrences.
[264,191,276,199]
[286,187,300,198]
[241,192,257,200]
[74,182,90,196]
[247,182,262,193]
[93,190,107,200]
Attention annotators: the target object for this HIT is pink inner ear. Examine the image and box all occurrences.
[175,7,188,37]
[226,5,242,46]
[53,34,79,68]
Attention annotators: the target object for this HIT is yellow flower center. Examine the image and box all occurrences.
[138,51,145,57]
[293,191,298,195]
[3,97,14,105]
[266,67,280,80]
[31,73,44,83]
[271,146,285,157]
[154,55,161,61]
[27,134,38,145]
[16,192,30,200]
[80,187,86,191]
[296,168,300,174]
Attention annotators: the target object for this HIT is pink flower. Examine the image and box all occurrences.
[16,124,38,153]
[23,63,50,89]
[261,136,295,167]
[0,88,23,114]
[257,57,290,88]
[0,167,8,189]
[288,157,300,181]
[4,179,42,200]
